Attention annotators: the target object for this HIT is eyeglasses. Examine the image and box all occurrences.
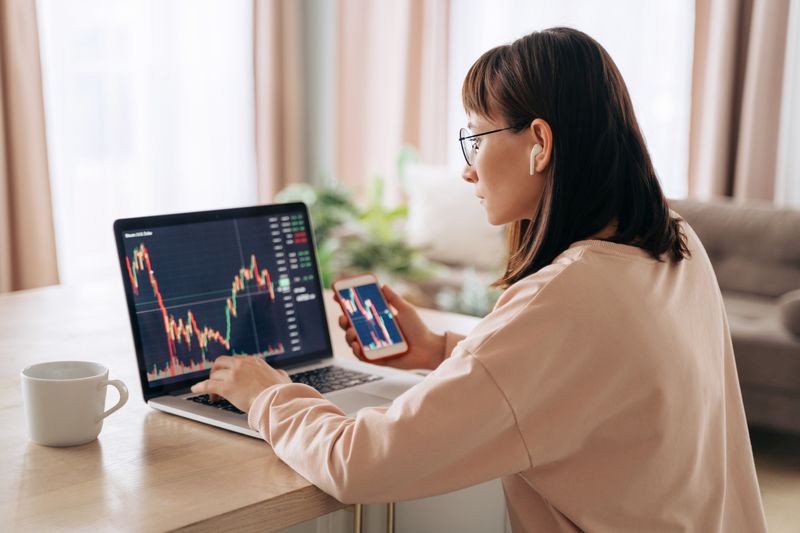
[458,122,528,166]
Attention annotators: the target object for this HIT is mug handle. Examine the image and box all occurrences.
[97,379,129,422]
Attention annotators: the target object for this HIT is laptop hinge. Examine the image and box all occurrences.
[279,357,326,372]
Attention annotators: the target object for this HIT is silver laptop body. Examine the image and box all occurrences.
[150,358,422,438]
[114,202,423,439]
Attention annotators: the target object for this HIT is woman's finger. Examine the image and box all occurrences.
[351,341,365,360]
[354,342,367,361]
[190,380,223,404]
[211,355,234,370]
[338,315,349,330]
[345,328,358,345]
[190,379,209,394]
[209,368,232,382]
[191,378,222,396]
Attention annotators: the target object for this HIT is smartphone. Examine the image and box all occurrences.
[332,273,409,361]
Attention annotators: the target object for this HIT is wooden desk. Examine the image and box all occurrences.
[0,281,478,532]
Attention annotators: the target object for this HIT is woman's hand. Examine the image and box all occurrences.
[190,355,292,413]
[335,284,445,371]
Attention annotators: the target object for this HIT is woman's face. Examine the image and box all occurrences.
[462,112,550,226]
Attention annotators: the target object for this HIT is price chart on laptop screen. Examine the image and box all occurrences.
[121,212,327,386]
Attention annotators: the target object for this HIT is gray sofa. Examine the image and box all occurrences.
[403,169,800,433]
[670,198,800,434]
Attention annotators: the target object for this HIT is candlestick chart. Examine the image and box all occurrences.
[122,215,326,385]
[338,284,403,350]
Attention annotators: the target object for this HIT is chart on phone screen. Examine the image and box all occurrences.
[339,284,403,350]
[122,214,327,386]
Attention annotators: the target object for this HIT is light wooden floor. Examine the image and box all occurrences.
[750,428,800,532]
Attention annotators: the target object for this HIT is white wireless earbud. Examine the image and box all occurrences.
[529,144,543,176]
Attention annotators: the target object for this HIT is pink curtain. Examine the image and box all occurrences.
[688,0,791,201]
[0,0,59,292]
[335,0,450,199]
[253,0,305,203]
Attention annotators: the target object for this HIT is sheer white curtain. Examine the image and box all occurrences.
[776,0,800,208]
[37,0,257,285]
[447,0,695,199]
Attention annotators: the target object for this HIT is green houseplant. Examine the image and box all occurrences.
[275,176,435,289]
[274,144,503,317]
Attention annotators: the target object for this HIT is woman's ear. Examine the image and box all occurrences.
[529,118,553,175]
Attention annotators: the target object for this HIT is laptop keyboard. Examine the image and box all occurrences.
[289,365,382,393]
[189,394,244,414]
[188,365,382,415]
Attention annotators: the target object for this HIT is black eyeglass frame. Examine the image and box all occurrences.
[458,121,530,166]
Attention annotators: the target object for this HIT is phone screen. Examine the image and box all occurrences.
[337,283,404,350]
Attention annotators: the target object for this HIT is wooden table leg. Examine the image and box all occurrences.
[353,503,363,533]
[386,502,395,533]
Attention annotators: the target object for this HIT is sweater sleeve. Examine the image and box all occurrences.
[247,349,531,504]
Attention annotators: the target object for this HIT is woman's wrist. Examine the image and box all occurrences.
[429,332,447,369]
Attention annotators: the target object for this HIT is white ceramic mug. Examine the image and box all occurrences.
[21,361,129,447]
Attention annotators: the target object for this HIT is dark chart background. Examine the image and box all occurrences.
[121,212,327,386]
[338,283,403,350]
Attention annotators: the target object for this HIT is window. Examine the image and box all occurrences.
[447,0,695,199]
[37,0,257,285]
[777,0,800,208]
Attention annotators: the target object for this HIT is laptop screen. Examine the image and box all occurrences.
[113,203,332,400]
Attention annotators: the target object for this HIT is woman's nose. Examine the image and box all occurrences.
[462,165,478,183]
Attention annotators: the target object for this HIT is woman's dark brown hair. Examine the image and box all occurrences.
[462,27,690,288]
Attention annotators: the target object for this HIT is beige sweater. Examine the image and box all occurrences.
[249,221,767,532]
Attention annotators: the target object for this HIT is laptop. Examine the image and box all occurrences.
[113,202,423,439]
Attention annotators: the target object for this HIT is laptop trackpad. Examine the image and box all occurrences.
[328,390,390,415]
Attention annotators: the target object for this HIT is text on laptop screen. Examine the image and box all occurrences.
[120,212,327,386]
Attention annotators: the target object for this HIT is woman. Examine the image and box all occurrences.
[192,28,767,531]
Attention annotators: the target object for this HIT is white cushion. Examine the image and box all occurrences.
[404,163,507,271]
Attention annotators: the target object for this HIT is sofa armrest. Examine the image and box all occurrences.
[779,289,800,337]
